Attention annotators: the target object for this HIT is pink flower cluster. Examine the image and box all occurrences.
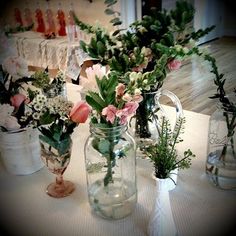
[116,83,142,103]
[102,101,139,125]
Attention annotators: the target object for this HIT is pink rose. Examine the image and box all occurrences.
[70,101,91,123]
[115,83,125,97]
[102,105,117,124]
[10,94,27,108]
[167,59,182,71]
[124,102,139,115]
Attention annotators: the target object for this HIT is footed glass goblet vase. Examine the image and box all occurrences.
[40,137,75,198]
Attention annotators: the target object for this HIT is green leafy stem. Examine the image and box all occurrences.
[202,53,236,182]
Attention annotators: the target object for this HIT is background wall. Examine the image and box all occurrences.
[0,0,119,32]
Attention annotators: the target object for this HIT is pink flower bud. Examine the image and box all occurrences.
[115,83,125,97]
[10,94,27,108]
[70,101,91,123]
[167,59,182,71]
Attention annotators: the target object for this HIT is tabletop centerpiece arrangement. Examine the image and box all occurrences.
[0,56,91,197]
[82,64,142,219]
[72,0,215,221]
[74,0,214,155]
[24,94,90,197]
[0,56,44,175]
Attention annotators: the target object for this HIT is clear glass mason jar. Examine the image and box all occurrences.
[206,101,236,190]
[84,123,137,219]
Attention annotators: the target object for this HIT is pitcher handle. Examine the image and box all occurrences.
[154,89,184,129]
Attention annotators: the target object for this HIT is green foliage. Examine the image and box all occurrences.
[31,68,65,96]
[4,23,34,37]
[39,133,72,156]
[203,53,236,112]
[31,68,50,90]
[39,117,75,156]
[170,0,194,31]
[145,116,195,179]
[85,72,121,125]
[74,0,214,92]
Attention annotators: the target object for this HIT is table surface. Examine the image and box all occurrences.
[0,83,236,236]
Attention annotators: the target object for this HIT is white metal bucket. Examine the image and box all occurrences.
[0,128,44,175]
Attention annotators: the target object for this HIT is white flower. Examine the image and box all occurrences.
[80,75,99,93]
[129,72,142,82]
[0,104,14,128]
[80,64,107,93]
[32,112,40,120]
[4,116,21,131]
[122,93,132,102]
[2,56,29,80]
[183,47,189,54]
[134,88,141,95]
[174,45,182,52]
[143,79,148,85]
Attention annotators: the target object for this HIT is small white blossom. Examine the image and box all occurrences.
[174,45,182,52]
[183,47,189,54]
[134,88,141,95]
[122,93,132,102]
[32,112,40,120]
[143,79,148,85]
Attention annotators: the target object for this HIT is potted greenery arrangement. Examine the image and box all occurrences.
[144,116,195,236]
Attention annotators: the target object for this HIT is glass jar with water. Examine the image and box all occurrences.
[84,123,137,219]
[206,96,236,190]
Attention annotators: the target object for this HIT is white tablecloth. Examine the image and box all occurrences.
[0,83,235,236]
[9,31,91,80]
